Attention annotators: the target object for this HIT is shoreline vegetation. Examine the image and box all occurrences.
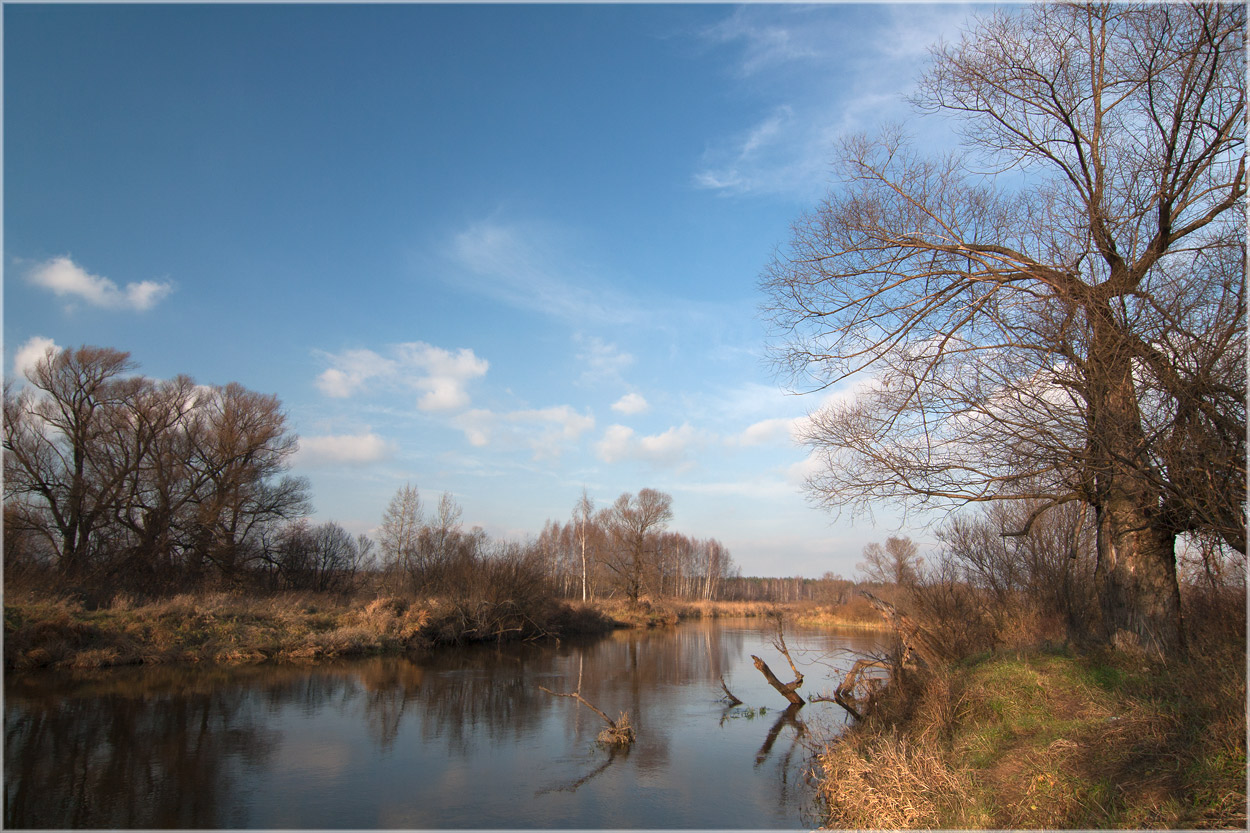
[815,583,1247,829]
[816,641,1246,828]
[2,591,885,672]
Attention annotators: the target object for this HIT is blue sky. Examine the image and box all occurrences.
[5,3,980,578]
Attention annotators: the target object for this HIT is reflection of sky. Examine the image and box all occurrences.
[8,621,887,829]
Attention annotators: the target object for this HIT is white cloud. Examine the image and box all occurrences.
[596,422,699,467]
[11,336,61,382]
[611,392,649,415]
[297,431,395,467]
[456,405,595,460]
[396,343,490,412]
[315,342,487,412]
[314,348,396,397]
[734,416,799,447]
[27,256,173,311]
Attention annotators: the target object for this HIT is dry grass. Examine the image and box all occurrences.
[815,644,1246,829]
[4,590,614,670]
[596,711,636,747]
[817,730,982,829]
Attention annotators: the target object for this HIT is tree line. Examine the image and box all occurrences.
[4,344,739,603]
[372,482,739,605]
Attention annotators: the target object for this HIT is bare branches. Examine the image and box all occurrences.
[762,3,1243,655]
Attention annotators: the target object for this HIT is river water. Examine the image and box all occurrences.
[4,618,886,829]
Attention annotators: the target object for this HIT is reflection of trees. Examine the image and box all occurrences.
[4,677,277,828]
[534,745,629,796]
[4,621,887,829]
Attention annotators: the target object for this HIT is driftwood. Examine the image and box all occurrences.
[811,657,890,721]
[537,686,635,746]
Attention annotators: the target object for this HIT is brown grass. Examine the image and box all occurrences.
[4,590,615,670]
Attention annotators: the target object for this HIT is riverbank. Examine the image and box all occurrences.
[3,592,876,671]
[3,592,619,670]
[815,643,1247,828]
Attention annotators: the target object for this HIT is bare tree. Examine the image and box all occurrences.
[4,345,309,590]
[269,519,364,592]
[184,382,308,580]
[602,488,673,605]
[857,535,922,587]
[762,3,1244,657]
[3,346,139,578]
[378,482,422,589]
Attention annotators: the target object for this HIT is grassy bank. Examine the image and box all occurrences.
[3,592,618,670]
[4,592,886,672]
[816,643,1246,828]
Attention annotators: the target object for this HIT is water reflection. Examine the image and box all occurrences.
[5,620,885,829]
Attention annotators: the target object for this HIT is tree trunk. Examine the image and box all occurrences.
[1088,310,1186,658]
[1093,494,1185,658]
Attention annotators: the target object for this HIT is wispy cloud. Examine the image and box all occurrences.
[443,217,642,326]
[315,342,488,412]
[297,431,396,467]
[575,334,634,388]
[11,335,61,382]
[699,6,824,78]
[692,5,974,198]
[27,256,173,311]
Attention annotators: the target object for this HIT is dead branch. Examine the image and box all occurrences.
[751,654,806,706]
[537,685,635,746]
[859,590,946,668]
[719,674,743,706]
[771,628,805,691]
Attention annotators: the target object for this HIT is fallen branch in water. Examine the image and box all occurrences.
[752,610,806,707]
[719,675,743,705]
[811,656,890,721]
[751,654,806,706]
[538,685,636,746]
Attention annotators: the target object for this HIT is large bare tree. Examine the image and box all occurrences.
[858,535,923,587]
[602,488,673,605]
[762,3,1244,657]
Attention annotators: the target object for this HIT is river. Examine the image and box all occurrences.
[4,618,886,829]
